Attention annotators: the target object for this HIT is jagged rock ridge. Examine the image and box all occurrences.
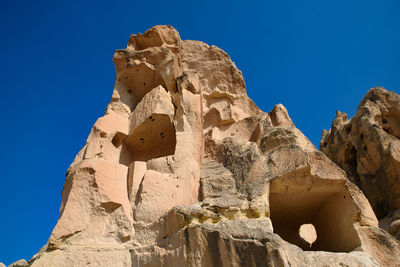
[321,87,400,241]
[28,26,400,267]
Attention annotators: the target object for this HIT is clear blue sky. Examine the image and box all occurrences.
[0,0,399,264]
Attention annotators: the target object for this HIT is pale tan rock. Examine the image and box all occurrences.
[129,85,174,132]
[29,26,400,267]
[269,103,294,127]
[125,85,176,162]
[127,161,146,201]
[321,87,400,221]
[30,247,131,267]
[49,159,133,248]
[7,259,27,267]
[357,225,400,267]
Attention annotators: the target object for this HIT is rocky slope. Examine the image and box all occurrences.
[28,26,400,267]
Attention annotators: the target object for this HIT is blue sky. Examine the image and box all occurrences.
[0,0,399,264]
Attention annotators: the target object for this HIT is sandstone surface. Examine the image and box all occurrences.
[321,88,400,241]
[28,26,400,267]
[7,259,27,267]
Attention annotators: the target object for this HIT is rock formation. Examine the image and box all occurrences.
[7,259,28,267]
[321,87,400,241]
[28,26,400,267]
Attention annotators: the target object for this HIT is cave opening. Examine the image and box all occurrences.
[298,223,317,250]
[124,114,176,162]
[269,177,361,252]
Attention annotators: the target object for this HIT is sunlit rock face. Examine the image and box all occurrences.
[321,88,400,240]
[29,26,400,267]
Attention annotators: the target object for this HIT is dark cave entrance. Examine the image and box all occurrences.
[269,176,361,252]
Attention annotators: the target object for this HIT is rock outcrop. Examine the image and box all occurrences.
[321,88,400,240]
[29,26,400,267]
[7,259,28,267]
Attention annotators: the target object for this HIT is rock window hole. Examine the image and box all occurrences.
[298,224,317,250]
[269,179,361,252]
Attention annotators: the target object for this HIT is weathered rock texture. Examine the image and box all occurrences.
[321,88,400,241]
[7,259,28,267]
[29,26,400,267]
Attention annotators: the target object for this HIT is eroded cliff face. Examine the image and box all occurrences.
[29,26,400,267]
[321,87,400,241]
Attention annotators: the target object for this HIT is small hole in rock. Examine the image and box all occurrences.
[127,89,132,94]
[360,134,364,140]
[364,146,367,151]
[299,224,317,250]
[382,118,388,124]
[160,132,164,136]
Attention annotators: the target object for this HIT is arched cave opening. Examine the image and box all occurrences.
[124,114,176,162]
[269,177,361,252]
[116,63,168,107]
